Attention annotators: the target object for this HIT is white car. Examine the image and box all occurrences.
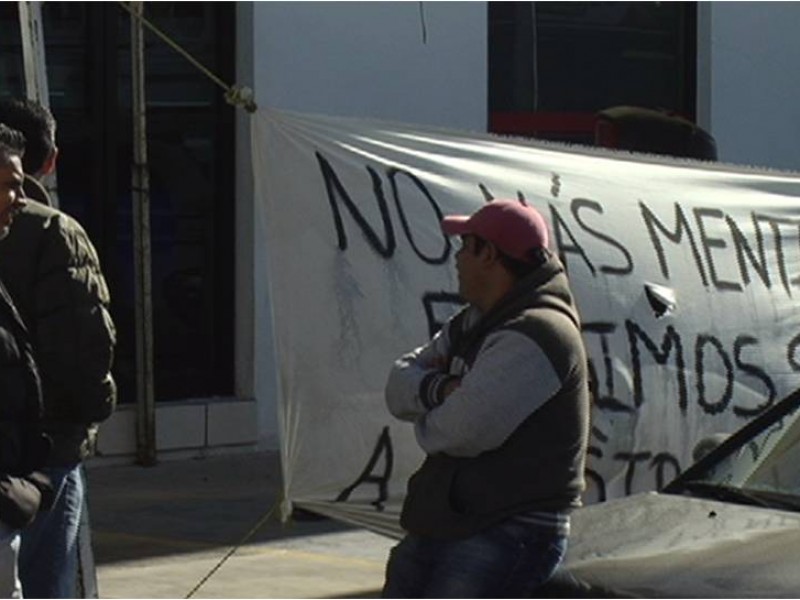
[540,388,800,598]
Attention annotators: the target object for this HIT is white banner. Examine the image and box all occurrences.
[252,108,800,538]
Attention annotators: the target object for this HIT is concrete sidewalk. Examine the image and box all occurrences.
[85,451,395,598]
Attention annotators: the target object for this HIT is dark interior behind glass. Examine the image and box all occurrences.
[0,2,235,403]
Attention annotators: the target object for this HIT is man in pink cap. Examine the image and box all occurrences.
[383,199,590,597]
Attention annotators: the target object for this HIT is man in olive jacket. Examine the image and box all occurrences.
[0,98,116,598]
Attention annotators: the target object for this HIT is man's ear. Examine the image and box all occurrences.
[482,241,500,265]
[39,147,58,177]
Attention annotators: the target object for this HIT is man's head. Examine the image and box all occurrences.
[595,106,718,161]
[441,200,550,311]
[0,97,57,177]
[0,123,27,240]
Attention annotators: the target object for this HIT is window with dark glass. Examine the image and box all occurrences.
[488,2,697,143]
[0,2,235,403]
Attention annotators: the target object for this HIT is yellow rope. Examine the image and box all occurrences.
[117,1,257,113]
[184,496,282,598]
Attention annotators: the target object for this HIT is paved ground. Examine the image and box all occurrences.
[85,451,395,599]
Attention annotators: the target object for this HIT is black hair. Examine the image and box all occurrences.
[0,97,55,173]
[470,235,547,279]
[596,106,718,161]
[0,123,26,165]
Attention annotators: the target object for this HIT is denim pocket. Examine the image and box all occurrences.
[491,520,568,596]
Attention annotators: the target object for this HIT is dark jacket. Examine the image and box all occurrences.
[400,255,590,539]
[0,180,116,466]
[0,281,52,529]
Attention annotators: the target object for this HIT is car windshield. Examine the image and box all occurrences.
[665,387,800,508]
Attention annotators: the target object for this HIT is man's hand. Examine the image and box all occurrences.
[423,355,460,396]
[441,377,461,399]
[423,354,448,370]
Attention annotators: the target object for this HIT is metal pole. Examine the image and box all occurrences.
[18,2,48,104]
[130,1,156,466]
[17,0,59,208]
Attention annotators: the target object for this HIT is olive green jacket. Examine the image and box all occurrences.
[0,178,116,465]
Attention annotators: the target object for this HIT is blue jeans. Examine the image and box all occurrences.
[0,523,21,598]
[382,519,567,598]
[19,465,83,598]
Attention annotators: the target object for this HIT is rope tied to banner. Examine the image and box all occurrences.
[184,495,283,598]
[117,1,258,113]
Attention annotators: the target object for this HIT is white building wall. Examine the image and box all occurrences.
[252,2,487,129]
[706,3,800,172]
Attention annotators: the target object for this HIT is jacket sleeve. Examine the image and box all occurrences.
[414,329,562,457]
[385,322,455,422]
[34,213,117,423]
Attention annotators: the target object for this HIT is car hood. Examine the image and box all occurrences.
[563,492,800,598]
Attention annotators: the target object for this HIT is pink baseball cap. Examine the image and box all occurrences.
[441,200,550,262]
